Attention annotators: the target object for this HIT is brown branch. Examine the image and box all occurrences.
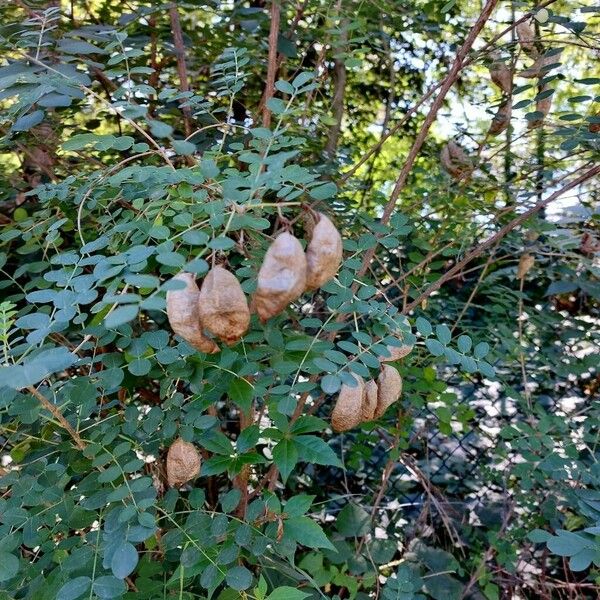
[262,0,281,128]
[168,4,193,137]
[325,13,348,155]
[28,385,86,450]
[403,164,600,314]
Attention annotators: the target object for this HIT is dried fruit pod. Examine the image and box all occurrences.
[305,212,343,291]
[362,379,378,422]
[489,61,512,95]
[198,266,250,345]
[331,375,365,432]
[253,232,307,322]
[440,141,473,180]
[380,342,413,363]
[374,365,402,419]
[517,253,535,279]
[528,86,552,129]
[166,273,219,354]
[516,21,538,57]
[489,100,512,136]
[589,114,600,134]
[166,438,201,487]
[521,54,556,79]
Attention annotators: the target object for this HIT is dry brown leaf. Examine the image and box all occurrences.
[362,379,378,422]
[331,375,365,432]
[374,365,402,419]
[166,438,201,487]
[253,232,307,322]
[198,266,250,345]
[305,212,343,291]
[517,253,535,279]
[166,272,219,354]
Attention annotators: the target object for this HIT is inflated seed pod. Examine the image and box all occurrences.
[520,54,555,79]
[440,141,473,180]
[528,86,552,130]
[253,232,307,322]
[516,21,538,57]
[517,253,535,279]
[374,365,402,419]
[166,272,219,354]
[305,212,343,291]
[166,438,201,488]
[331,375,365,432]
[380,342,413,363]
[489,100,512,136]
[362,379,378,422]
[489,61,512,95]
[198,266,250,345]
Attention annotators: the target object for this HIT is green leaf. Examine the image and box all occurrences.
[294,435,342,467]
[336,503,370,537]
[426,339,445,357]
[273,439,298,483]
[228,378,254,413]
[435,324,451,345]
[457,335,472,353]
[416,317,432,337]
[111,542,138,579]
[0,552,19,582]
[321,374,341,394]
[267,588,310,600]
[104,305,139,329]
[93,576,127,599]
[57,577,92,600]
[172,140,196,155]
[285,516,335,550]
[226,565,252,591]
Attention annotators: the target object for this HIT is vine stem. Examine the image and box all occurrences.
[27,385,86,450]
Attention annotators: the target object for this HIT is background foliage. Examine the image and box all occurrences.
[0,0,599,598]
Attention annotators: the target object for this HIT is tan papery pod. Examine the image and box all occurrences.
[331,375,365,432]
[166,438,201,487]
[528,87,552,129]
[440,141,473,180]
[517,253,535,279]
[490,61,512,95]
[253,232,307,322]
[362,380,378,422]
[380,342,413,363]
[374,365,402,419]
[521,54,555,79]
[489,100,512,136]
[516,21,538,57]
[166,273,219,354]
[305,212,343,291]
[198,266,250,345]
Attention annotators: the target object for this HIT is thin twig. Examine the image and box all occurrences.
[27,385,86,450]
